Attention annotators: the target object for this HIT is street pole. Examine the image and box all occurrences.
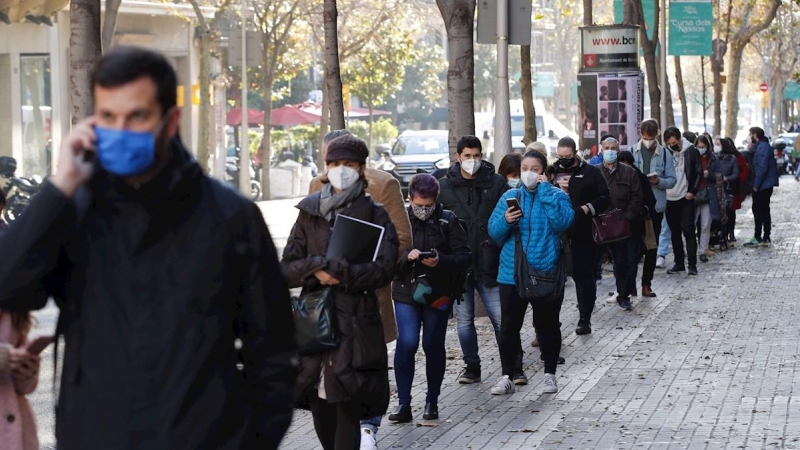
[239,0,251,196]
[659,0,667,131]
[493,0,511,166]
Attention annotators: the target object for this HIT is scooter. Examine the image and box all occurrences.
[0,156,43,223]
[225,161,262,201]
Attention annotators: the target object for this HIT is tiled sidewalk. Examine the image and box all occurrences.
[279,176,800,450]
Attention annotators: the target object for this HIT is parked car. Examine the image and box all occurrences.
[379,130,450,194]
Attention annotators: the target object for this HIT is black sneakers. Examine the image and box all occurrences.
[667,264,686,274]
[688,265,698,275]
[458,364,481,384]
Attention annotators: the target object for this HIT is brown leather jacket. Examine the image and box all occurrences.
[309,168,411,342]
[282,189,398,415]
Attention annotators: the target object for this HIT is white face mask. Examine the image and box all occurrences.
[642,139,655,148]
[327,165,360,191]
[461,159,481,176]
[520,171,540,189]
[507,178,521,188]
[713,145,722,154]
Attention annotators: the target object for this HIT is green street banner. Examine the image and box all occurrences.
[668,0,712,56]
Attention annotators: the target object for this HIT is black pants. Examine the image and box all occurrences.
[728,209,737,236]
[609,237,641,301]
[571,243,598,322]
[642,212,663,287]
[752,188,774,240]
[666,199,697,267]
[309,395,362,450]
[499,284,563,375]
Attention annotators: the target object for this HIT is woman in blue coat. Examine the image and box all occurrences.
[487,150,574,396]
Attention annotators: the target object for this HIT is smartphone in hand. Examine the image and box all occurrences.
[506,198,524,217]
[417,251,437,260]
[26,335,54,355]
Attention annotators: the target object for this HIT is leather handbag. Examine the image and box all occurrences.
[643,217,658,250]
[291,288,339,355]
[514,230,566,303]
[591,209,631,245]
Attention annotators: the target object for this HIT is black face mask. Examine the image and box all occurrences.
[670,143,681,152]
[558,157,575,168]
[751,136,757,144]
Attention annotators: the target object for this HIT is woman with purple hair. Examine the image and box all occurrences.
[388,174,472,423]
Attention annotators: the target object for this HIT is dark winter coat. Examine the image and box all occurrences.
[553,160,611,246]
[281,189,398,418]
[712,153,740,188]
[437,162,508,285]
[392,205,472,305]
[751,138,779,191]
[0,140,297,450]
[600,162,644,235]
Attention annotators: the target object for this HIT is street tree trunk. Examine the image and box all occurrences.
[520,45,537,145]
[368,106,374,151]
[324,0,345,130]
[664,69,675,127]
[261,68,275,200]
[196,37,212,171]
[436,0,476,161]
[101,0,122,51]
[674,56,688,130]
[69,0,102,124]
[632,0,661,123]
[723,0,781,137]
[318,79,329,171]
[711,39,725,135]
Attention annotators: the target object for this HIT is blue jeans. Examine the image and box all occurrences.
[454,276,502,366]
[657,214,671,257]
[393,301,451,406]
[360,415,381,433]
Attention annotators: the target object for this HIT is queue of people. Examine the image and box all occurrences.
[0,45,782,450]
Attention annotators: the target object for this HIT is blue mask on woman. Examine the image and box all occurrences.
[603,150,618,164]
[95,126,160,176]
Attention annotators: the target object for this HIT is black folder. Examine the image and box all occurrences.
[326,214,385,264]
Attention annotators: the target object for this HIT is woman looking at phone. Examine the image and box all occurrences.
[0,310,41,450]
[389,174,471,423]
[488,151,574,396]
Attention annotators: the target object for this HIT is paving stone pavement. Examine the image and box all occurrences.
[278,176,800,450]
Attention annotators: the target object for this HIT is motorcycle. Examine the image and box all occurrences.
[225,160,262,201]
[0,156,43,223]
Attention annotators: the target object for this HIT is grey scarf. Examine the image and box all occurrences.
[319,180,365,221]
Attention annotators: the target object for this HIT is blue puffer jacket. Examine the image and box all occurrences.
[488,182,575,286]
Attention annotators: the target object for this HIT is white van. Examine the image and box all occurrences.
[488,100,578,162]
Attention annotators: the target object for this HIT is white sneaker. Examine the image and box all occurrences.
[490,375,515,395]
[605,292,618,303]
[655,256,666,268]
[542,373,558,394]
[360,428,378,450]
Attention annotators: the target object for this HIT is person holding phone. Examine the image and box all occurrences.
[0,311,39,450]
[488,151,574,396]
[553,137,611,336]
[388,174,471,424]
[0,47,297,450]
[283,135,399,450]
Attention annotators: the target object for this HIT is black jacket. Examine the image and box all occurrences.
[553,160,611,245]
[0,140,296,450]
[437,162,508,285]
[282,189,397,417]
[684,145,703,195]
[392,205,472,305]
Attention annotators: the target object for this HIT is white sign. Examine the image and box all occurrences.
[582,27,638,54]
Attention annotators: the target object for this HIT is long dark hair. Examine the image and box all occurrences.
[721,137,739,157]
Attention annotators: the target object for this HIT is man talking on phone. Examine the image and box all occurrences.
[0,47,296,449]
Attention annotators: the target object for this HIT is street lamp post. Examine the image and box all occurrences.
[239,0,252,196]
[493,0,511,166]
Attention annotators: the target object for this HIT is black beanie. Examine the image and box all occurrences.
[325,135,369,163]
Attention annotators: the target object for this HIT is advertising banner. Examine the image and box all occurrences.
[578,71,645,156]
[668,0,713,56]
[581,26,640,71]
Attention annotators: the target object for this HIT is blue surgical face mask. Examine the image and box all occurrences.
[95,116,168,176]
[507,178,520,188]
[603,150,618,164]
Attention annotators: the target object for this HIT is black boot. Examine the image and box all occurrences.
[423,403,439,420]
[576,320,592,335]
[388,404,413,423]
[458,364,481,384]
